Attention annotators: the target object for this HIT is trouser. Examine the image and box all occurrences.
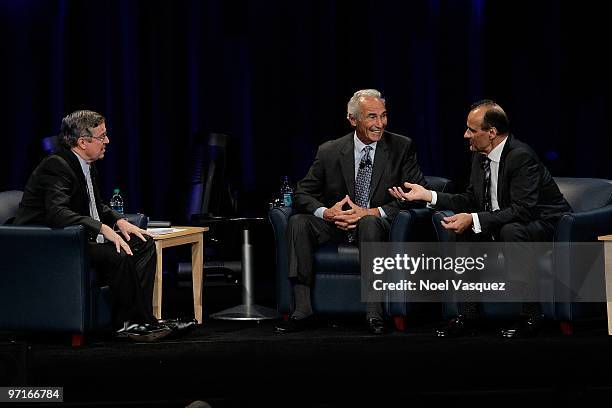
[89,236,157,327]
[433,217,555,319]
[287,213,390,314]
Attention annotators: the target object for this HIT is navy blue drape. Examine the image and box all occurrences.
[1,0,609,222]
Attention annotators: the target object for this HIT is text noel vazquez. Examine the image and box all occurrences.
[372,279,506,292]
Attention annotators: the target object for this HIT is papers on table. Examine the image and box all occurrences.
[146,228,187,236]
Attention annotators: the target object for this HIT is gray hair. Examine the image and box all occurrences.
[59,110,105,148]
[347,89,385,119]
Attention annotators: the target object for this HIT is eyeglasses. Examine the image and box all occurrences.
[85,132,108,143]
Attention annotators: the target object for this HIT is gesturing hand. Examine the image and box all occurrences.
[388,182,432,203]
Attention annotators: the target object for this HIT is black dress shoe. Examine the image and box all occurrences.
[435,315,478,338]
[499,314,544,338]
[273,315,317,333]
[159,318,198,336]
[367,317,386,335]
[116,322,173,342]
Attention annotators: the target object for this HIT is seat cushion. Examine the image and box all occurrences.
[314,244,360,275]
[312,274,364,314]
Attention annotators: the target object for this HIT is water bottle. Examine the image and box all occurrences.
[110,188,124,214]
[280,176,293,208]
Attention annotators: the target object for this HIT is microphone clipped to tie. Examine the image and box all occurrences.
[359,157,372,169]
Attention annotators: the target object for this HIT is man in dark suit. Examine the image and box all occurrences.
[390,99,572,338]
[14,110,172,340]
[274,89,427,334]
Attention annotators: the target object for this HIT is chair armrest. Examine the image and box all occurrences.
[268,207,294,313]
[432,210,455,242]
[390,208,437,242]
[554,205,612,242]
[0,225,92,332]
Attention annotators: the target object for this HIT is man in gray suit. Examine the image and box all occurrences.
[274,89,427,334]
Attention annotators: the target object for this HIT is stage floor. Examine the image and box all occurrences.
[3,317,612,407]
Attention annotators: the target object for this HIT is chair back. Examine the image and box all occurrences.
[185,132,237,222]
[425,176,453,193]
[554,177,612,213]
[41,135,59,155]
[0,190,23,224]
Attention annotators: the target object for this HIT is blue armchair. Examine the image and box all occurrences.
[269,176,453,330]
[432,177,612,333]
[552,177,612,332]
[0,190,148,345]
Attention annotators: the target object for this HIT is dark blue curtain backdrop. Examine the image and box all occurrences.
[1,0,609,222]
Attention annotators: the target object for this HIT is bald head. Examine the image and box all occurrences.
[470,100,509,135]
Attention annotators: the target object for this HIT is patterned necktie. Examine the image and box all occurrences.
[348,146,373,243]
[355,146,373,208]
[85,165,105,243]
[481,157,492,212]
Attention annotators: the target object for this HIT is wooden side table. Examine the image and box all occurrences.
[598,235,612,335]
[151,226,208,324]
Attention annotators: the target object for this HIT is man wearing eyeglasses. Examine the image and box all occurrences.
[14,110,172,340]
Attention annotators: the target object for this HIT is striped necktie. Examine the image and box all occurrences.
[481,157,492,212]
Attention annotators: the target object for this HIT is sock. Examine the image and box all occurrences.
[366,302,382,320]
[292,284,313,320]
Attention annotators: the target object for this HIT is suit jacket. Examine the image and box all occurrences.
[435,134,572,233]
[293,131,427,221]
[14,146,122,241]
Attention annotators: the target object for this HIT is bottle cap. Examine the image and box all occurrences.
[113,188,120,194]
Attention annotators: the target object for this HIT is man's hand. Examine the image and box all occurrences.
[323,195,353,223]
[100,224,133,255]
[440,213,473,234]
[388,182,432,203]
[116,218,152,242]
[332,196,379,231]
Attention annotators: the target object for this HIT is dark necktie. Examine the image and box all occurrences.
[481,157,492,212]
[349,146,373,243]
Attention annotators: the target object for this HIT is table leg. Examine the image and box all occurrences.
[604,241,612,335]
[153,242,163,320]
[192,235,204,324]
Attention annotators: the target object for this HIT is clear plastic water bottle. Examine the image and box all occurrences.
[280,176,293,207]
[110,188,124,214]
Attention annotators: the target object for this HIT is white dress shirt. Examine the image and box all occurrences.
[430,136,507,233]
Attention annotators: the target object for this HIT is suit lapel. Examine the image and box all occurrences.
[339,134,355,199]
[56,148,89,204]
[368,133,389,201]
